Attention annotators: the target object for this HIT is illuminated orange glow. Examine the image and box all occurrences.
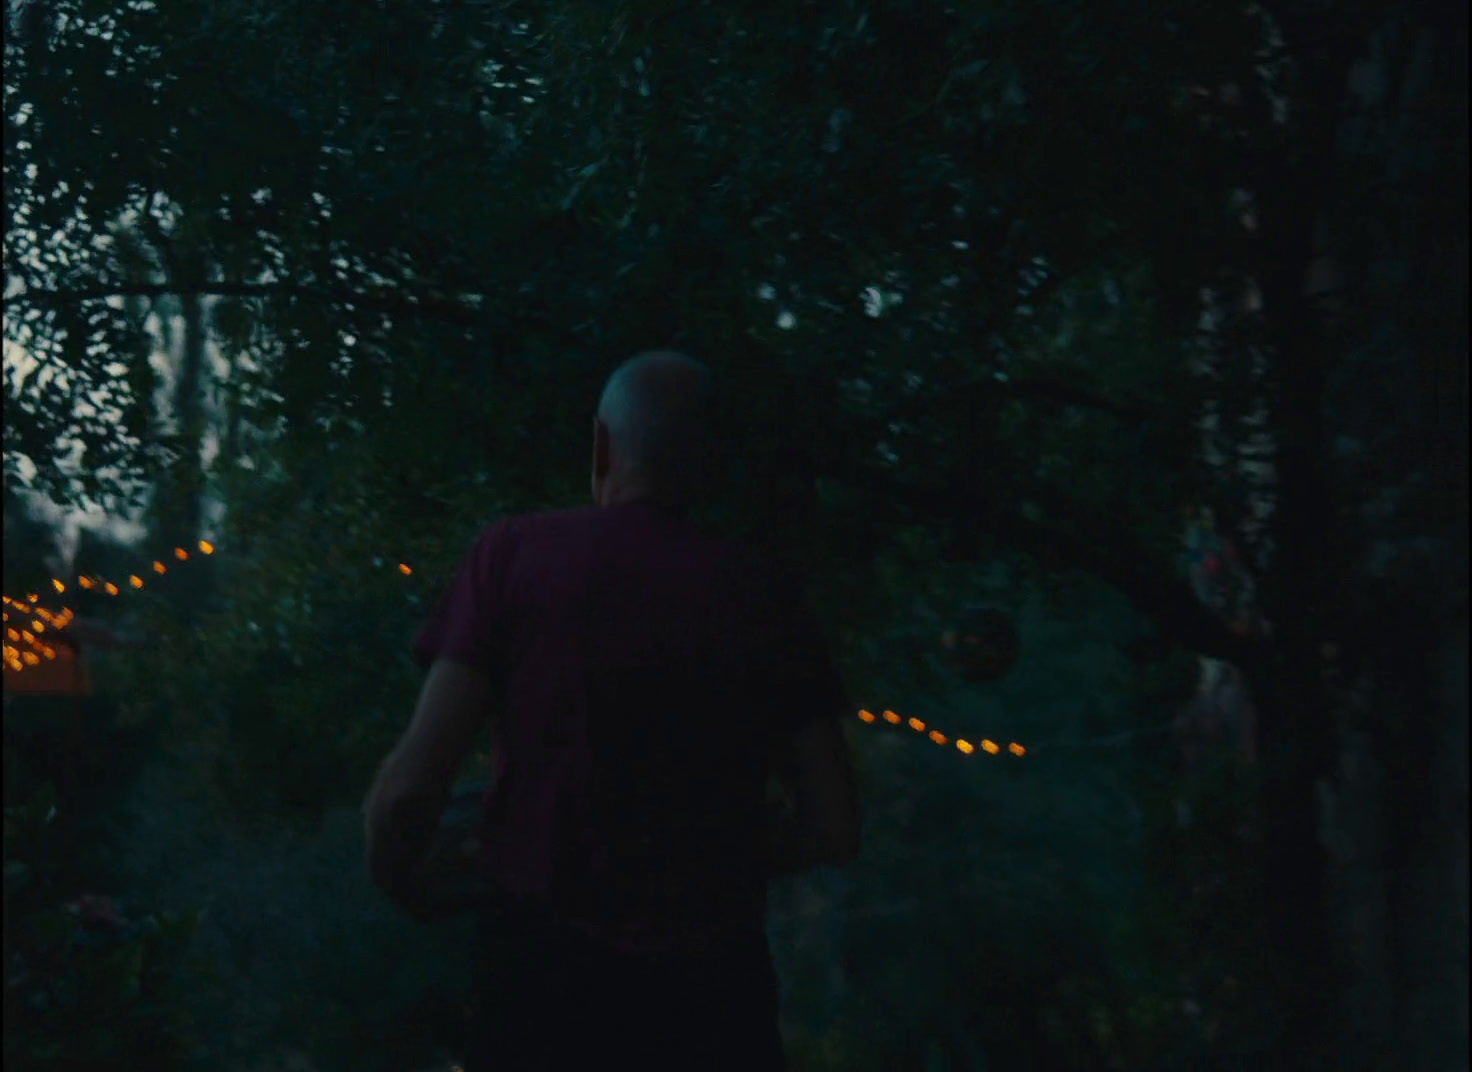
[6,629,18,641]
[105,583,120,596]
[129,575,144,588]
[981,739,1000,754]
[153,561,167,574]
[882,710,902,724]
[28,594,39,603]
[31,621,44,632]
[42,648,56,660]
[21,631,35,643]
[1008,742,1026,756]
[956,740,975,754]
[929,730,948,745]
[52,579,66,593]
[22,651,39,666]
[398,563,412,575]
[6,659,22,673]
[175,548,189,560]
[199,540,215,555]
[907,717,926,732]
[79,576,95,588]
[858,709,877,722]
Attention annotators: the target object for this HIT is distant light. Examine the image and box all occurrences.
[105,582,120,596]
[79,576,95,589]
[981,739,1000,754]
[857,709,877,723]
[153,561,167,574]
[52,579,66,593]
[27,594,38,603]
[199,540,215,555]
[1008,742,1026,756]
[6,629,17,641]
[907,717,926,732]
[129,575,144,588]
[882,710,902,724]
[929,730,948,745]
[956,740,976,754]
[175,548,189,560]
[398,563,412,575]
[31,621,44,632]
[22,651,39,666]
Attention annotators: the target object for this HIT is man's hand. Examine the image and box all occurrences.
[364,659,499,917]
[393,835,487,923]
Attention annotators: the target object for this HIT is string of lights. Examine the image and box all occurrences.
[2,540,216,673]
[4,545,1031,757]
[856,708,1027,758]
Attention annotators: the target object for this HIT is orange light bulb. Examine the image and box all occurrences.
[956,740,975,754]
[199,540,215,555]
[907,717,926,732]
[981,739,1000,754]
[153,561,167,574]
[1008,742,1026,756]
[129,575,144,588]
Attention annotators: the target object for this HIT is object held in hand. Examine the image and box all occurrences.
[415,786,491,919]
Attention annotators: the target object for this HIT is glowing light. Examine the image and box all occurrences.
[153,561,167,574]
[21,631,35,643]
[52,579,66,593]
[199,540,215,555]
[956,740,975,754]
[174,548,189,560]
[31,621,44,632]
[105,583,120,596]
[28,594,38,603]
[22,651,39,666]
[1008,742,1026,756]
[43,648,56,660]
[929,730,948,745]
[882,710,902,724]
[907,717,926,731]
[858,709,877,723]
[981,739,1000,754]
[79,576,95,589]
[129,575,144,588]
[398,563,413,575]
[6,629,18,641]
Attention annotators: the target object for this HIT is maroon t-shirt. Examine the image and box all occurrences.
[413,498,850,955]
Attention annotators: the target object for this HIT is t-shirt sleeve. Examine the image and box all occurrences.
[411,520,516,679]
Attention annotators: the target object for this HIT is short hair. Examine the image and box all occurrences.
[597,350,717,500]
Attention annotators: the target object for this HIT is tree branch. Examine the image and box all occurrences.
[20,281,491,328]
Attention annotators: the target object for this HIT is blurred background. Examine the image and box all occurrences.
[3,1,1466,1069]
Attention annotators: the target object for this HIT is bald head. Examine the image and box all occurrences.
[592,350,718,509]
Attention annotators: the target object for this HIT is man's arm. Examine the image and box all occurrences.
[766,713,862,879]
[364,658,498,915]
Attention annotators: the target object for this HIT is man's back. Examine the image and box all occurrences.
[414,497,851,956]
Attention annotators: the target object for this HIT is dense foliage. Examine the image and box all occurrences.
[5,0,1463,1069]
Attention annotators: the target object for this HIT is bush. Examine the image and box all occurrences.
[3,783,204,1071]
